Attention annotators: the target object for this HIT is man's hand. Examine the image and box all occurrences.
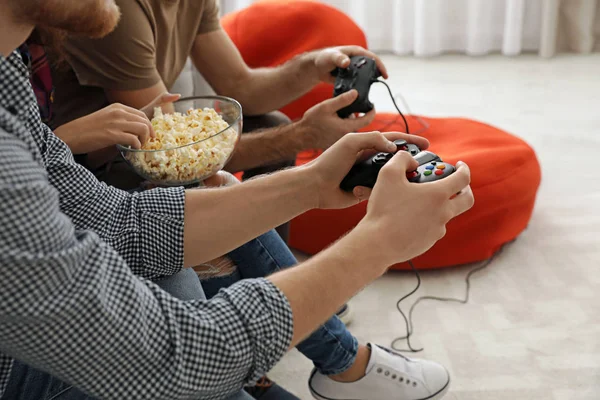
[360,153,474,266]
[300,90,377,149]
[312,46,389,83]
[140,92,181,118]
[303,131,430,209]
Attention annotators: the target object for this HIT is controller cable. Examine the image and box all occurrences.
[375,79,504,353]
[369,80,432,136]
[392,247,505,353]
[329,76,500,353]
[374,80,411,134]
[297,81,427,162]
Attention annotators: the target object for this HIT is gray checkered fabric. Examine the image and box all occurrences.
[0,52,293,400]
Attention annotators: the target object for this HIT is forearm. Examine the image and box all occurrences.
[224,53,319,116]
[184,166,315,266]
[224,120,313,173]
[44,126,185,279]
[269,220,389,346]
[0,230,292,399]
[53,121,86,154]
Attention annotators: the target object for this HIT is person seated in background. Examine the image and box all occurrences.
[48,0,385,243]
[1,1,475,399]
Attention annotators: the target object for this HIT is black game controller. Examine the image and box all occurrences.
[331,56,381,118]
[340,140,456,192]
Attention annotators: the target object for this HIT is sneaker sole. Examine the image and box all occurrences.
[308,369,451,400]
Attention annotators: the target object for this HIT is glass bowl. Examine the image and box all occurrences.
[117,96,242,186]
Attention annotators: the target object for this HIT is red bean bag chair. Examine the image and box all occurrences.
[221,0,366,122]
[290,115,541,270]
[222,2,542,270]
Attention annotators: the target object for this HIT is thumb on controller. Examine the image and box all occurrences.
[381,150,419,177]
[324,89,359,113]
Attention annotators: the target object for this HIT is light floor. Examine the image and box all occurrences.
[271,53,600,399]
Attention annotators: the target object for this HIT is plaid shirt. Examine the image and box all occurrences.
[0,52,293,400]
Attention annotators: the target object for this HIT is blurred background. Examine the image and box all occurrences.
[221,0,600,57]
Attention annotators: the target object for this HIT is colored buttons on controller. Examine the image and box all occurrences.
[435,170,444,176]
[424,170,432,176]
[436,164,446,170]
[406,171,418,179]
[425,165,435,170]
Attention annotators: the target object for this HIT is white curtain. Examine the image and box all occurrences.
[220,0,600,57]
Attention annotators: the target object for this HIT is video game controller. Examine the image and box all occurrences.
[331,56,381,118]
[340,140,456,192]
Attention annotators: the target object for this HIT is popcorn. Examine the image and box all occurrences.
[125,107,237,184]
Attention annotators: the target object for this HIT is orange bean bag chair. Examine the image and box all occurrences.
[221,0,366,122]
[290,114,541,270]
[222,1,542,269]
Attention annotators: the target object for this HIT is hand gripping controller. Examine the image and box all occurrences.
[331,56,381,118]
[340,140,456,192]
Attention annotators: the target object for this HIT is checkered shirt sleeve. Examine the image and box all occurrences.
[0,52,294,399]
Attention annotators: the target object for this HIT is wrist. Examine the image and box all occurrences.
[349,219,399,271]
[296,117,319,150]
[294,51,320,86]
[53,123,80,152]
[292,164,320,211]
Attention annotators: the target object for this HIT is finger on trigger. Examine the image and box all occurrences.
[338,53,350,66]
[376,59,389,79]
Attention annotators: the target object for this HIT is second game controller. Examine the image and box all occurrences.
[331,56,381,118]
[340,140,455,192]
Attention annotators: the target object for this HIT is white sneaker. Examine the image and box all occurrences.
[308,344,450,400]
[336,304,353,326]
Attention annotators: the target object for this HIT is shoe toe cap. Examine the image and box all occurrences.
[420,360,450,394]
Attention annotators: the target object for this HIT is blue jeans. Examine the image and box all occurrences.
[2,269,253,400]
[202,229,358,375]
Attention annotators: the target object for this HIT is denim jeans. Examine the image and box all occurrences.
[1,269,254,400]
[202,229,358,375]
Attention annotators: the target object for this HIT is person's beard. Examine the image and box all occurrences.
[12,0,121,50]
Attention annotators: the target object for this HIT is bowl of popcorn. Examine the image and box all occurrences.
[118,96,242,186]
